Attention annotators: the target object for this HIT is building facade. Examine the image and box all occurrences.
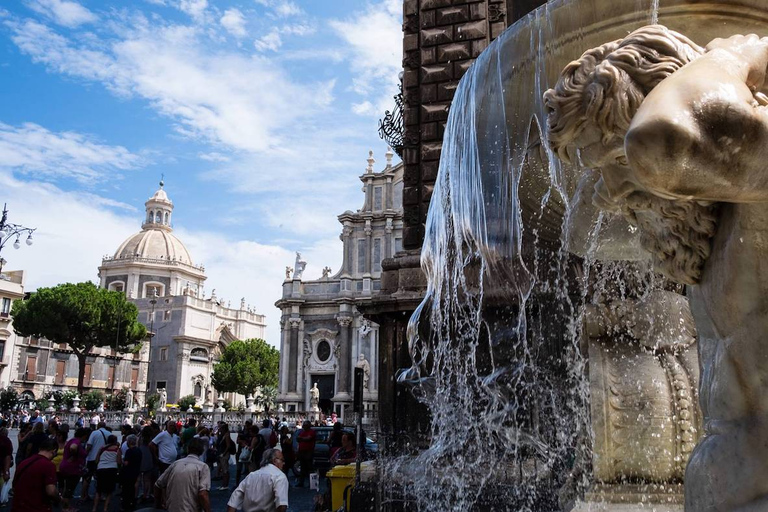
[0,270,25,389]
[2,268,154,406]
[276,149,403,422]
[99,182,267,406]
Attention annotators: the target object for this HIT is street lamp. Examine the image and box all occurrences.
[0,203,36,258]
[112,301,122,396]
[146,290,158,393]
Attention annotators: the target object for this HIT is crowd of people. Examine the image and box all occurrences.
[1,411,360,512]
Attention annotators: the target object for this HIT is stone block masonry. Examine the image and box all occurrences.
[400,0,514,250]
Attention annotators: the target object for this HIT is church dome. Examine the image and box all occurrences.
[110,181,196,266]
[113,229,194,265]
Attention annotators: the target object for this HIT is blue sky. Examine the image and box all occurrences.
[0,0,403,345]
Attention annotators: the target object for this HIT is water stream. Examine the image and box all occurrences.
[381,1,673,510]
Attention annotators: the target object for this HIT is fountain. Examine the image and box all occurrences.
[380,1,768,511]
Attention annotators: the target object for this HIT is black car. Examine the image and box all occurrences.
[292,426,378,475]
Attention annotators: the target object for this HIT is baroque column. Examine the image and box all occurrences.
[336,315,353,398]
[287,318,300,393]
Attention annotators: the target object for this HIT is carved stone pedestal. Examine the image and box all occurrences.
[573,484,684,512]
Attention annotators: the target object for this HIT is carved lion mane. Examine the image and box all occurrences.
[544,25,718,285]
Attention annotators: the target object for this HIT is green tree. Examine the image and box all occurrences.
[145,392,160,415]
[212,338,279,398]
[0,387,19,412]
[178,394,196,411]
[256,385,277,413]
[82,390,105,411]
[11,282,147,393]
[60,390,78,409]
[106,388,128,410]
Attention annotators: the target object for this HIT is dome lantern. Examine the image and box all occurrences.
[142,180,174,231]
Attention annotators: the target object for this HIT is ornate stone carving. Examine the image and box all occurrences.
[289,318,301,330]
[285,266,293,279]
[302,337,312,369]
[322,266,332,278]
[358,319,372,338]
[337,316,353,328]
[543,25,716,286]
[488,5,505,22]
[402,13,418,34]
[547,26,768,510]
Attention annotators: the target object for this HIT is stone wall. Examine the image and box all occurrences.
[400,0,543,250]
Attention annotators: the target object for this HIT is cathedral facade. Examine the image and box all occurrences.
[276,149,403,423]
[98,182,266,406]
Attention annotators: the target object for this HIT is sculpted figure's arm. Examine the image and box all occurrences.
[626,35,768,202]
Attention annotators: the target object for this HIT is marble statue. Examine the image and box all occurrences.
[546,25,768,511]
[293,252,307,280]
[356,353,371,390]
[322,266,332,278]
[126,388,134,410]
[285,266,293,280]
[309,382,320,411]
[158,388,167,410]
[205,385,212,404]
[358,319,372,338]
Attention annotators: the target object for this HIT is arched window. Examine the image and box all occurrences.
[164,212,169,225]
[194,382,202,398]
[109,281,125,294]
[148,211,154,223]
[190,348,208,362]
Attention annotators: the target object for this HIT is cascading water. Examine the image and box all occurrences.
[378,2,690,511]
[382,5,594,510]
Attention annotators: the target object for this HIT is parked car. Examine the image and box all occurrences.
[292,425,377,475]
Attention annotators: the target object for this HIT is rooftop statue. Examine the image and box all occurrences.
[546,25,768,512]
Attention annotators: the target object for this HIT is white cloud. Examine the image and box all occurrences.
[255,0,303,18]
[0,172,139,293]
[0,121,141,182]
[352,101,375,116]
[198,151,230,162]
[220,8,246,38]
[274,1,302,17]
[178,0,207,20]
[0,169,340,347]
[254,28,281,52]
[330,0,402,114]
[282,23,314,36]
[27,0,97,28]
[7,18,335,153]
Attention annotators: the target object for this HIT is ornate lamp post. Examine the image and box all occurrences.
[145,291,158,395]
[0,203,35,272]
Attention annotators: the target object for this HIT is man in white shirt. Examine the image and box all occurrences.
[226,449,288,512]
[82,421,111,500]
[151,421,179,474]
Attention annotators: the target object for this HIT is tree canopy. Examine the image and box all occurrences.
[211,338,279,398]
[12,281,147,393]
